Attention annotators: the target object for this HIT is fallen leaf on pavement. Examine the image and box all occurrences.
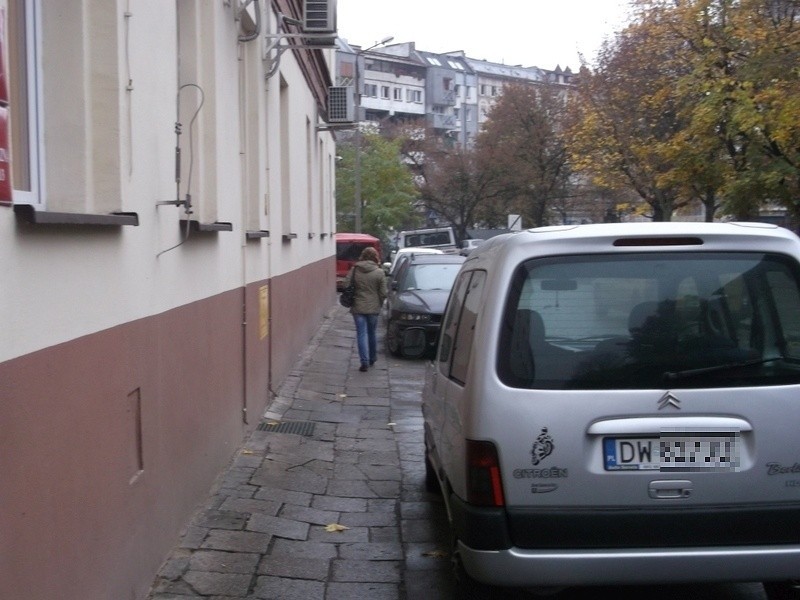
[324,523,350,533]
[422,550,449,559]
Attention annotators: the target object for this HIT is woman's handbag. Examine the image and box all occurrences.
[339,270,356,308]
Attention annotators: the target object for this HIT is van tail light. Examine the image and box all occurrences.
[466,440,505,507]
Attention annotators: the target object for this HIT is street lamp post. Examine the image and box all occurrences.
[353,36,393,233]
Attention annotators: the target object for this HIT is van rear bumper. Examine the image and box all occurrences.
[449,493,800,586]
[458,542,800,587]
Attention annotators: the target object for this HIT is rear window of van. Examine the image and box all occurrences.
[497,252,800,390]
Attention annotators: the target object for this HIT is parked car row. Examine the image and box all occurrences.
[420,222,800,599]
[344,224,800,597]
[382,252,465,358]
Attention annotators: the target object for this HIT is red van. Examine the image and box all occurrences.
[335,233,381,290]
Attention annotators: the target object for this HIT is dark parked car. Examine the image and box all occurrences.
[384,253,466,358]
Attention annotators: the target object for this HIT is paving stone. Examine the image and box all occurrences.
[178,526,209,550]
[252,576,325,600]
[149,579,199,597]
[192,509,247,530]
[400,519,441,543]
[215,484,259,500]
[257,555,330,580]
[325,582,400,600]
[158,551,191,580]
[269,539,339,560]
[201,530,272,553]
[307,524,369,543]
[369,527,401,543]
[189,549,260,574]
[278,503,340,525]
[333,463,368,480]
[359,464,402,481]
[247,513,309,540]
[356,428,395,440]
[253,486,312,507]
[367,480,402,498]
[400,501,439,519]
[338,542,404,561]
[218,497,282,516]
[356,451,400,466]
[367,499,397,513]
[311,495,367,513]
[339,511,398,528]
[331,559,402,583]
[249,469,328,495]
[325,479,379,498]
[403,569,454,599]
[182,571,252,596]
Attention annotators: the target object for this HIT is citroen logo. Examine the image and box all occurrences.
[658,392,681,410]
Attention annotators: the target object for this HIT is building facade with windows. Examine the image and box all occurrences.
[337,40,573,146]
[337,39,427,124]
[0,1,338,598]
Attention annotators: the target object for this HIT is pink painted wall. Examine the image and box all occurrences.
[0,256,336,600]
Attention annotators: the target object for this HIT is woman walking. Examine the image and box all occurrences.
[344,246,387,372]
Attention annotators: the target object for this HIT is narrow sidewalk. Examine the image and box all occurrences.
[147,304,451,600]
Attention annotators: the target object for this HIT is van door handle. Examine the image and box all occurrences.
[649,479,692,499]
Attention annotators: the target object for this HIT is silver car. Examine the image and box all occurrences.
[422,222,800,598]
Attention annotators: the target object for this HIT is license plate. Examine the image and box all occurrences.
[603,433,740,472]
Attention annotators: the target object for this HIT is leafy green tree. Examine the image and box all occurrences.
[335,131,419,240]
[658,0,800,222]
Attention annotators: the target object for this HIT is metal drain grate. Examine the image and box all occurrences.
[256,420,316,436]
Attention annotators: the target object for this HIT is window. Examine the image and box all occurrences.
[364,83,378,97]
[497,252,800,390]
[426,57,441,66]
[443,77,452,91]
[7,0,38,205]
[393,87,402,101]
[381,85,390,99]
[7,0,136,225]
[406,89,422,103]
[439,270,486,383]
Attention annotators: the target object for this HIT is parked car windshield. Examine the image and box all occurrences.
[404,232,452,247]
[400,263,461,292]
[497,252,800,390]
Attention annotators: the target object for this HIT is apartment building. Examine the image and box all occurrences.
[337,39,427,124]
[337,40,574,146]
[1,1,339,598]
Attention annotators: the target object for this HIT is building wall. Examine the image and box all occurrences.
[0,1,337,598]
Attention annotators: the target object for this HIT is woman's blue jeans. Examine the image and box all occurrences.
[354,313,379,366]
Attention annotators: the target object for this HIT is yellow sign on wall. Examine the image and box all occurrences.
[259,285,269,339]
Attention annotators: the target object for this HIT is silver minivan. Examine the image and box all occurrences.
[422,222,800,597]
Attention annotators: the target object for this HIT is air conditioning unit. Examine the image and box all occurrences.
[328,86,354,123]
[303,0,336,33]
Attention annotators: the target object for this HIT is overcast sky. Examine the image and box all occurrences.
[336,0,633,71]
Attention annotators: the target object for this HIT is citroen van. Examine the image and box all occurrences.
[422,222,800,597]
